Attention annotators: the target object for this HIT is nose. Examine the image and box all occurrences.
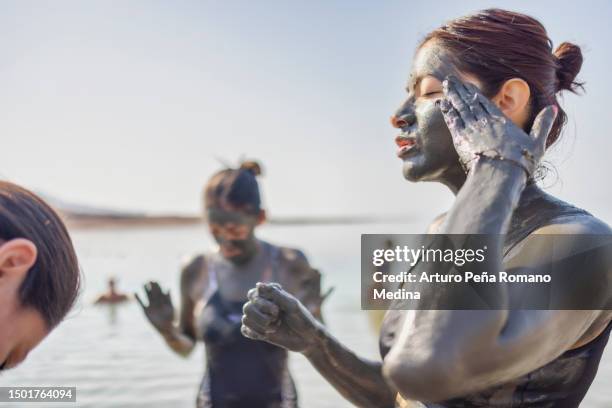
[390,113,416,129]
[391,115,405,128]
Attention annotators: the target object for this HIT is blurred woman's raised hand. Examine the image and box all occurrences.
[241,283,321,353]
[135,281,175,334]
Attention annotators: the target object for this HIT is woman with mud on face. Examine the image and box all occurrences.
[136,161,327,408]
[0,181,80,371]
[241,9,612,408]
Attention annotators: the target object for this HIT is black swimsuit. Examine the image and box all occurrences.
[196,243,298,408]
[380,184,612,407]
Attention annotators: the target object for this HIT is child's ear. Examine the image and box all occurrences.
[0,239,38,279]
[491,78,531,126]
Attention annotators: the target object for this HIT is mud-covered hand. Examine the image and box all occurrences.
[241,282,322,353]
[135,281,175,334]
[439,75,557,175]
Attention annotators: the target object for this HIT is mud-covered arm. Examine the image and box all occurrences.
[384,226,611,401]
[136,256,218,356]
[303,328,397,408]
[163,258,207,355]
[156,258,204,356]
[383,160,610,401]
[382,76,611,401]
[241,283,396,408]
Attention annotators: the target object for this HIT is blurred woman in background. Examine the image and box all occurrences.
[137,161,326,408]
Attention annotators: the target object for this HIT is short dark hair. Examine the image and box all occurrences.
[0,181,80,329]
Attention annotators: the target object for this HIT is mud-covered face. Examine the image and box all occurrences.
[392,41,478,185]
[206,208,259,265]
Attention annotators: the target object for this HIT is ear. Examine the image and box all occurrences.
[256,209,267,226]
[0,239,38,279]
[491,78,531,126]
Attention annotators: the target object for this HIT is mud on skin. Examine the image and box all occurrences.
[241,46,612,407]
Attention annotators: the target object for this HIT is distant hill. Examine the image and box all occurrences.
[37,192,199,229]
[37,192,403,229]
[37,192,145,218]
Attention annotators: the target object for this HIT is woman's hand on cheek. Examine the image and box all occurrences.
[241,283,322,353]
[439,75,557,176]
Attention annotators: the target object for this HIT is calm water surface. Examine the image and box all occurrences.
[3,223,610,407]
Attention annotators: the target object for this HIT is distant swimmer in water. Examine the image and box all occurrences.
[137,160,328,408]
[95,277,130,305]
[0,181,80,371]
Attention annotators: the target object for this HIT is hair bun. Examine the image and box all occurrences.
[239,160,263,176]
[553,42,584,93]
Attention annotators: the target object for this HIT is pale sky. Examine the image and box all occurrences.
[2,1,611,221]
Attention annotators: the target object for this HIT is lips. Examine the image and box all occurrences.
[395,134,418,157]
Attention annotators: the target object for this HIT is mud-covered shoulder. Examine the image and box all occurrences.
[524,213,612,311]
[275,246,315,281]
[278,246,309,265]
[271,244,327,319]
[534,212,612,235]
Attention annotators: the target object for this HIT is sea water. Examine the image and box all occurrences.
[2,223,610,407]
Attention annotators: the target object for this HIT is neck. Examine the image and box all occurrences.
[438,165,467,195]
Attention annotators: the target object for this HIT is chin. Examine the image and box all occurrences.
[401,158,430,182]
[401,158,450,183]
[402,168,421,182]
[227,252,253,265]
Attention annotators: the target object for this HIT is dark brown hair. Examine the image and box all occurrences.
[0,181,80,329]
[204,160,263,215]
[422,8,584,148]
